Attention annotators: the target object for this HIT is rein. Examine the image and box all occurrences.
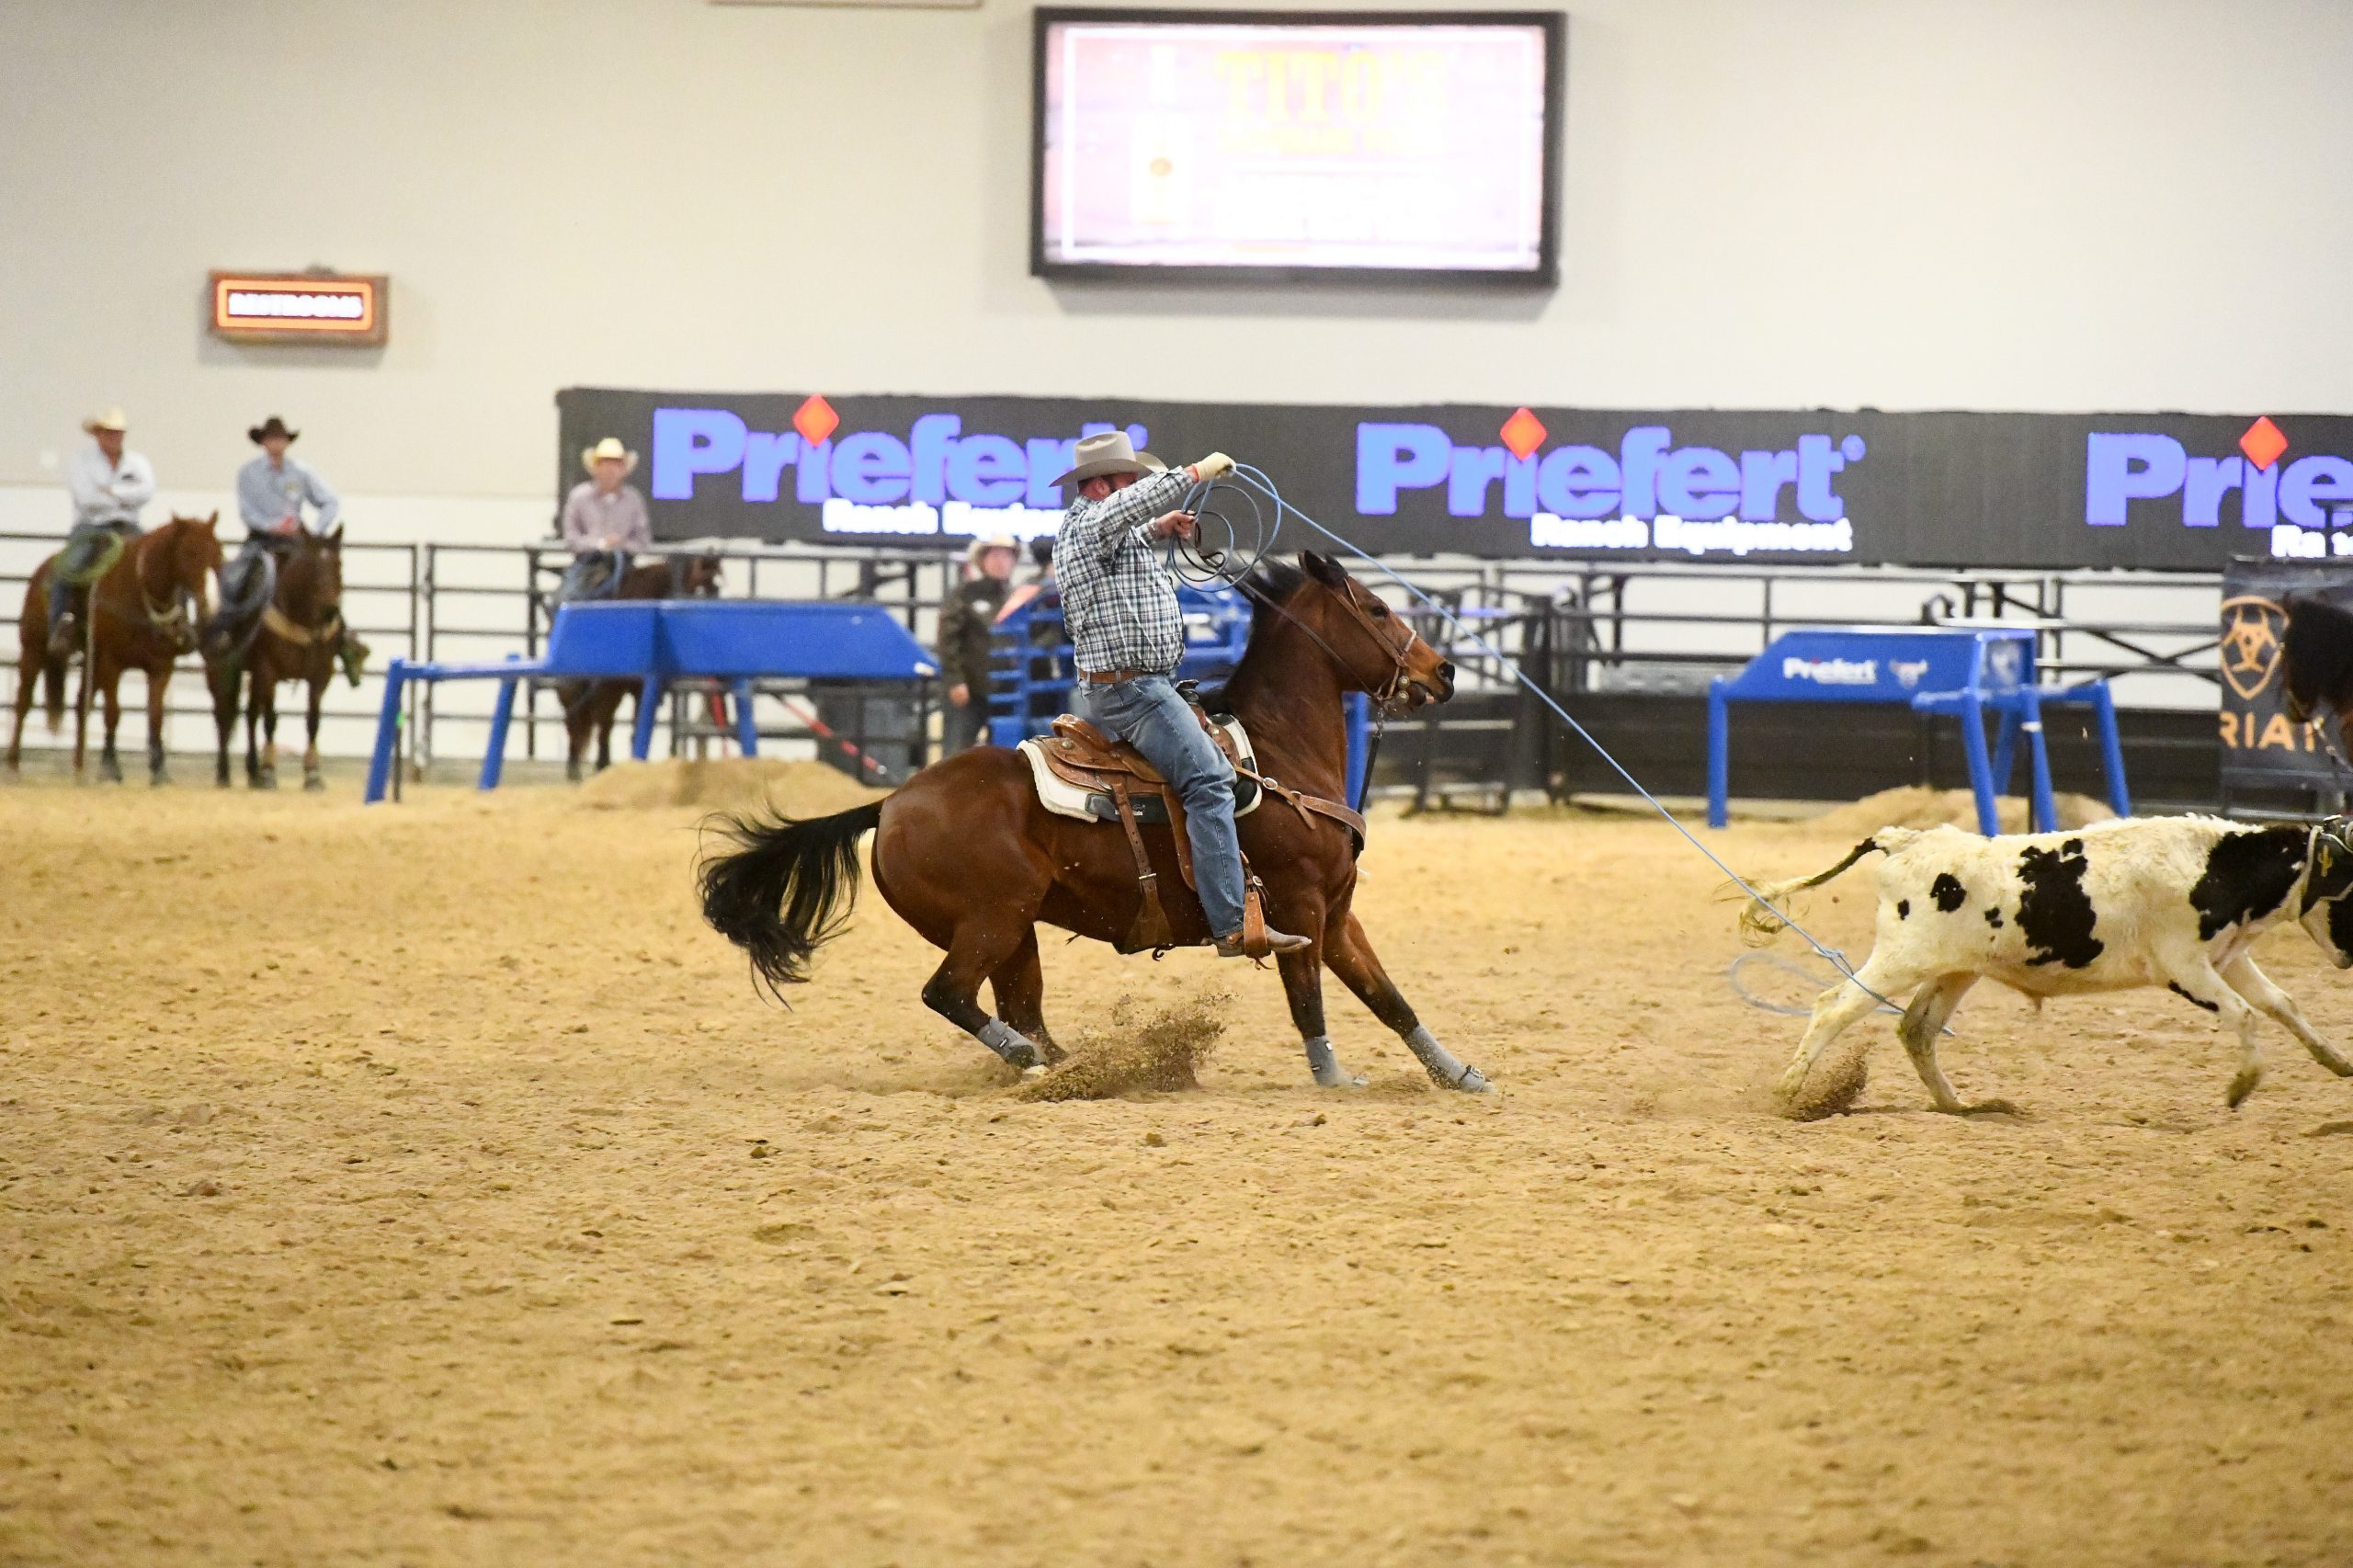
[1211,574,1426,847]
[1231,572,1426,710]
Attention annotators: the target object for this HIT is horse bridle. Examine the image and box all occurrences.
[1236,573,1432,710]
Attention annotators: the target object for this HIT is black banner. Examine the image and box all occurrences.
[2219,558,2353,791]
[558,388,2353,572]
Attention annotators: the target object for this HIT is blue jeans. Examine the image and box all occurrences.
[1077,674,1246,937]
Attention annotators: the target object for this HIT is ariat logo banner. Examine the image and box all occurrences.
[2219,564,2342,790]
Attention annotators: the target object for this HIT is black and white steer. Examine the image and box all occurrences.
[1740,816,2353,1113]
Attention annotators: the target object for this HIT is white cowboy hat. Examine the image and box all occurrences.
[581,437,641,475]
[1051,429,1163,487]
[82,408,129,436]
[964,533,1017,566]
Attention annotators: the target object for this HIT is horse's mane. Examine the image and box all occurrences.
[1239,556,1308,632]
[1199,557,1313,713]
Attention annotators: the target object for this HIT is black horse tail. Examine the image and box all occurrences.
[40,649,64,732]
[699,799,886,996]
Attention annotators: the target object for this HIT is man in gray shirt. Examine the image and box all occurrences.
[214,416,364,680]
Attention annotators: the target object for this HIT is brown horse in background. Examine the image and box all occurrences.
[204,528,347,790]
[8,513,222,784]
[555,552,722,780]
[699,551,1495,1093]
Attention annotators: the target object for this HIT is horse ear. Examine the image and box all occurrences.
[206,510,219,528]
[325,525,345,547]
[1301,551,1344,588]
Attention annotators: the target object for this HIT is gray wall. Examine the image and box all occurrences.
[4,0,2351,530]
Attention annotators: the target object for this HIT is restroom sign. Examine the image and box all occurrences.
[209,271,388,347]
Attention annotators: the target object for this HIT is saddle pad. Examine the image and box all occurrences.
[1018,713,1262,827]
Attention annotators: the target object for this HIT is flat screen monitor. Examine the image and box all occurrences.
[1032,7,1563,285]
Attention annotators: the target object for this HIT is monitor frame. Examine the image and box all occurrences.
[1029,6,1565,288]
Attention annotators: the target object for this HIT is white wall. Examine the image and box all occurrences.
[4,0,2350,536]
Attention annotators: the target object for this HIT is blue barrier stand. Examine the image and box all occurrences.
[365,601,938,803]
[1706,626,2129,835]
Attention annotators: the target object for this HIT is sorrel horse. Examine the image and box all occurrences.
[8,513,222,784]
[700,551,1495,1093]
[554,552,723,780]
[203,527,346,790]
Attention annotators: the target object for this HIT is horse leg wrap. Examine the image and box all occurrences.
[1302,1036,1365,1089]
[1402,1025,1495,1095]
[974,1018,1046,1071]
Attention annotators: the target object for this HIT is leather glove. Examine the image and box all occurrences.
[1194,451,1235,480]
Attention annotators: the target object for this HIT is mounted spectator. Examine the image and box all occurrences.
[937,533,1017,754]
[555,437,654,603]
[215,417,363,682]
[49,407,156,656]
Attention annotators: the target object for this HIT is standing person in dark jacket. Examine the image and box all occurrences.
[937,533,1017,754]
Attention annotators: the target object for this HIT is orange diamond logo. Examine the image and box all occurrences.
[793,394,840,448]
[1499,406,1547,460]
[2240,415,2288,471]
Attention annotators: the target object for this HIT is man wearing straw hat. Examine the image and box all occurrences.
[1054,429,1311,959]
[49,407,156,656]
[554,437,652,602]
[935,533,1017,755]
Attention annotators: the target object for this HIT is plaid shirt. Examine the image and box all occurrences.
[1055,468,1194,675]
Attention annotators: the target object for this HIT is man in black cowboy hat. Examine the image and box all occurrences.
[215,416,366,681]
[1054,430,1311,959]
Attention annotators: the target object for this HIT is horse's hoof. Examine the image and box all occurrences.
[150,771,170,789]
[99,763,124,785]
[255,772,278,791]
[303,775,325,793]
[1449,1066,1497,1095]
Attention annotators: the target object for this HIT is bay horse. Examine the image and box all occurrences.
[699,551,1495,1093]
[203,527,346,790]
[554,552,723,781]
[8,513,222,784]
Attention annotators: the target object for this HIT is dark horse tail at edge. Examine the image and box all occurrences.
[699,800,885,997]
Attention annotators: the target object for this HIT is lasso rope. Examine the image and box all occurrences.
[1177,461,1898,1009]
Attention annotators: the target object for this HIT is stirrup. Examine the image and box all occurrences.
[1215,926,1310,959]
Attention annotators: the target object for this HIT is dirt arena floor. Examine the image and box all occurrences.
[7,762,2353,1566]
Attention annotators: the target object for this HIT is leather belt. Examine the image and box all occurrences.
[1077,667,1164,686]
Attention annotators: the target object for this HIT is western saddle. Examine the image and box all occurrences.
[1031,700,1367,959]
